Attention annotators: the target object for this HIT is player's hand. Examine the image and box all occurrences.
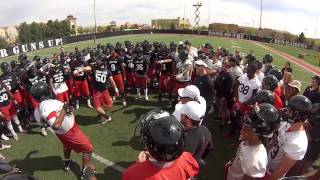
[115,92,120,97]
[136,151,150,163]
[63,103,74,115]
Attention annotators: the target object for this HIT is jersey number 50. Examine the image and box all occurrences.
[95,74,107,83]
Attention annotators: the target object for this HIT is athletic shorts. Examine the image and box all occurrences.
[135,74,148,89]
[0,102,17,122]
[12,90,24,107]
[159,74,174,92]
[113,73,124,91]
[73,80,90,98]
[92,89,112,109]
[56,123,93,153]
[56,91,70,103]
[25,90,39,110]
[125,69,135,88]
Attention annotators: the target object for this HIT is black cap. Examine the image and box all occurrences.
[312,75,320,85]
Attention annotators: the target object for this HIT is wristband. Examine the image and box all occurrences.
[160,60,164,64]
[115,88,119,93]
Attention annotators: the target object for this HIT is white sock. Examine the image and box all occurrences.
[6,121,15,134]
[87,98,91,105]
[12,115,20,126]
[144,89,148,97]
[136,88,141,96]
[76,100,79,105]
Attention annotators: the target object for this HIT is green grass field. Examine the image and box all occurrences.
[0,34,317,180]
[264,42,320,67]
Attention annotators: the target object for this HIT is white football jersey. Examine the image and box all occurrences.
[256,71,264,84]
[176,59,192,82]
[227,142,268,180]
[36,99,75,134]
[229,66,243,80]
[238,74,261,103]
[267,122,308,175]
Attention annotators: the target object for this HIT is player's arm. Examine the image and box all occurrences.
[233,80,240,101]
[265,156,297,180]
[243,89,258,105]
[49,77,56,95]
[157,58,173,64]
[242,175,255,180]
[108,76,119,94]
[51,109,67,130]
[3,83,13,99]
[77,66,92,72]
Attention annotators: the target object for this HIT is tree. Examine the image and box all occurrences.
[0,37,8,48]
[200,25,208,31]
[30,22,43,41]
[170,23,176,30]
[18,22,32,43]
[297,32,306,43]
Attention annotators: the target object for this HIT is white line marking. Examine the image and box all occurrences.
[47,127,126,173]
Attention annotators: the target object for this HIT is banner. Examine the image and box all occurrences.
[0,38,63,58]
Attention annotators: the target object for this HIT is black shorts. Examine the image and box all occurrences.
[304,141,320,162]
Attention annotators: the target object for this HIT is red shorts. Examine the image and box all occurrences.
[66,79,74,95]
[25,90,39,110]
[56,91,70,103]
[113,73,124,91]
[12,90,24,107]
[0,102,17,122]
[159,74,174,92]
[73,80,90,98]
[148,68,157,81]
[125,69,135,88]
[174,81,191,95]
[56,123,93,153]
[135,74,148,89]
[231,101,253,114]
[92,89,112,108]
[19,88,28,106]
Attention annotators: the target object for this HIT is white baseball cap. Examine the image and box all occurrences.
[288,80,301,93]
[195,60,208,68]
[180,101,203,121]
[178,85,200,99]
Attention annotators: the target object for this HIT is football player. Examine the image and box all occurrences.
[123,110,199,180]
[77,56,119,124]
[123,47,135,91]
[133,47,150,100]
[266,95,312,180]
[261,75,284,109]
[227,103,280,180]
[32,82,95,178]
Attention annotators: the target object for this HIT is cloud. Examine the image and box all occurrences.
[0,0,319,38]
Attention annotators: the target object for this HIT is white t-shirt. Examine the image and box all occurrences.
[267,122,308,175]
[34,99,75,134]
[238,74,261,103]
[208,60,222,71]
[176,59,193,82]
[256,71,264,84]
[227,142,268,180]
[229,66,243,80]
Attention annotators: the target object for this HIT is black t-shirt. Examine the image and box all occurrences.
[0,73,20,92]
[92,67,112,91]
[183,125,214,160]
[134,55,149,76]
[303,86,320,104]
[215,72,234,99]
[71,60,88,81]
[124,54,135,72]
[0,84,10,107]
[195,75,214,102]
[107,56,123,75]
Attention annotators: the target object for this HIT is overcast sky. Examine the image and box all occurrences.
[1,0,319,38]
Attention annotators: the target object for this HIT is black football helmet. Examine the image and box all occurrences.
[256,90,275,105]
[18,53,27,62]
[10,60,20,69]
[268,68,282,81]
[308,103,320,126]
[31,81,51,102]
[246,54,256,64]
[262,75,279,91]
[179,49,189,61]
[35,61,43,70]
[42,57,50,65]
[139,110,184,162]
[244,103,280,137]
[33,56,41,62]
[0,62,11,74]
[263,54,273,63]
[285,95,312,123]
[51,59,60,71]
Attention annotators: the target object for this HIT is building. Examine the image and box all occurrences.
[152,17,191,29]
[66,15,77,35]
[0,26,19,44]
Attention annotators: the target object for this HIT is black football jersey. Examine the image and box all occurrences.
[134,55,149,76]
[92,68,112,91]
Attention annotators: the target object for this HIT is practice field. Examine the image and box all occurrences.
[0,34,318,180]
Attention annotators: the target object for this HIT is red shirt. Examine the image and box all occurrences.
[273,93,284,110]
[274,86,281,97]
[122,152,199,180]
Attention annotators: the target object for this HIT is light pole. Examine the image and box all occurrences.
[93,0,97,42]
[258,0,263,37]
